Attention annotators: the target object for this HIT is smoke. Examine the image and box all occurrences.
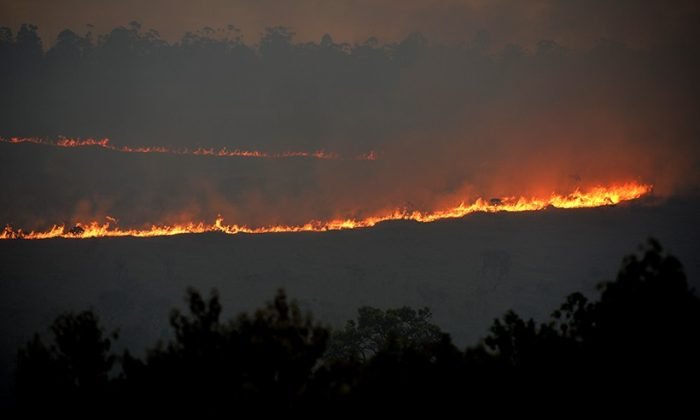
[0,2,699,229]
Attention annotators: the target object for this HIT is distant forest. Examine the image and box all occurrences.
[2,22,698,155]
[11,239,700,413]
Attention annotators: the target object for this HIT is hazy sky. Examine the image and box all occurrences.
[2,0,698,47]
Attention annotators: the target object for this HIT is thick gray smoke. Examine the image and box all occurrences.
[1,1,699,229]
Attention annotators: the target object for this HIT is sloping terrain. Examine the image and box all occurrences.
[1,196,697,401]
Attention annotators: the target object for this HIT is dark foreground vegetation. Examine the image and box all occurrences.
[12,239,700,413]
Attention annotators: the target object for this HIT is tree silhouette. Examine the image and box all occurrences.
[478,238,700,398]
[14,24,42,66]
[325,305,443,362]
[592,239,700,386]
[14,310,117,413]
[13,239,700,411]
[4,21,683,154]
[121,288,329,414]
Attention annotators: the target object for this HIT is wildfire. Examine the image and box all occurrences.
[0,137,377,161]
[0,182,652,240]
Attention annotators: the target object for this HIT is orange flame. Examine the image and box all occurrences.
[0,137,377,161]
[0,182,652,240]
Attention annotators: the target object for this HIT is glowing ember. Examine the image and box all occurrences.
[0,183,652,240]
[0,137,377,161]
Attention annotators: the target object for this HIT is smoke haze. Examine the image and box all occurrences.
[1,0,699,229]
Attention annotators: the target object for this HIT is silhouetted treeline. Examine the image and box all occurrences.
[12,239,700,414]
[2,22,699,155]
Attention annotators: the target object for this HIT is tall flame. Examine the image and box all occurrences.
[0,182,652,240]
[0,137,377,161]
